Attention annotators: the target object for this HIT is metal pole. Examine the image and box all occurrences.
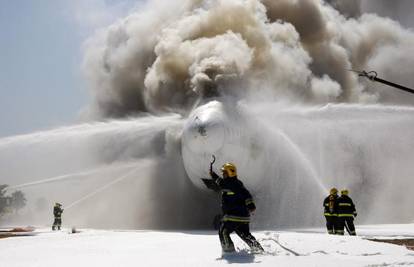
[349,70,414,95]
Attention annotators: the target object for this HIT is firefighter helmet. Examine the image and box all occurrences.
[55,202,62,206]
[341,189,349,195]
[221,163,237,178]
[329,187,338,195]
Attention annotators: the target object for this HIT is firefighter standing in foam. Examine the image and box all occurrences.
[210,163,264,253]
[323,188,338,234]
[336,189,357,235]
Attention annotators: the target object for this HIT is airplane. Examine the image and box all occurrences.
[180,96,414,227]
[3,93,414,228]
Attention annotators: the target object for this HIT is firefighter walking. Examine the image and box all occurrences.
[336,189,357,235]
[323,187,338,234]
[210,163,264,253]
[52,203,64,231]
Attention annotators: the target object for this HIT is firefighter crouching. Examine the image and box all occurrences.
[52,203,64,231]
[323,187,338,234]
[336,189,357,235]
[210,163,264,253]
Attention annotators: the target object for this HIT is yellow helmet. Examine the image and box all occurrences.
[221,163,237,178]
[341,189,349,195]
[330,187,338,195]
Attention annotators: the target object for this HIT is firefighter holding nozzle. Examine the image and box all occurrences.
[208,162,264,253]
[323,187,339,234]
[52,202,64,231]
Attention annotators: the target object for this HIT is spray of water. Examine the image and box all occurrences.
[0,115,213,229]
[64,164,148,211]
[249,102,414,225]
[8,162,138,191]
[247,113,329,227]
[2,0,414,229]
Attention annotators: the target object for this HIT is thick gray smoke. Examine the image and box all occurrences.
[84,0,414,118]
[325,0,360,18]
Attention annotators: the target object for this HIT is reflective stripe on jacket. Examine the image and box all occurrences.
[336,195,356,217]
[222,215,250,223]
[211,171,256,219]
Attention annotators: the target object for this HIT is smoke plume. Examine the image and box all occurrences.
[83,0,414,118]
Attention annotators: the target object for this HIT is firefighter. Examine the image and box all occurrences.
[52,203,64,231]
[337,189,357,235]
[210,163,264,253]
[323,187,338,234]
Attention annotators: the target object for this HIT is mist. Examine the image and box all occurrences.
[1,0,414,229]
[249,103,414,226]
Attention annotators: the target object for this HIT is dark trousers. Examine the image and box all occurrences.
[52,218,62,230]
[219,221,263,252]
[325,216,337,234]
[337,217,356,235]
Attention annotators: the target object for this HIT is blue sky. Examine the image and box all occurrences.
[0,0,139,137]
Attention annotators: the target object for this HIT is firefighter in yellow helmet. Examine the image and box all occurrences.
[336,189,357,235]
[323,187,338,234]
[209,162,264,253]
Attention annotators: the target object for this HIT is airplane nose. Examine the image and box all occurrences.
[182,113,225,154]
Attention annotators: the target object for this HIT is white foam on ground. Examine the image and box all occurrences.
[1,224,413,267]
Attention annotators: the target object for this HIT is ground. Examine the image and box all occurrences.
[1,224,414,266]
[369,239,414,251]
